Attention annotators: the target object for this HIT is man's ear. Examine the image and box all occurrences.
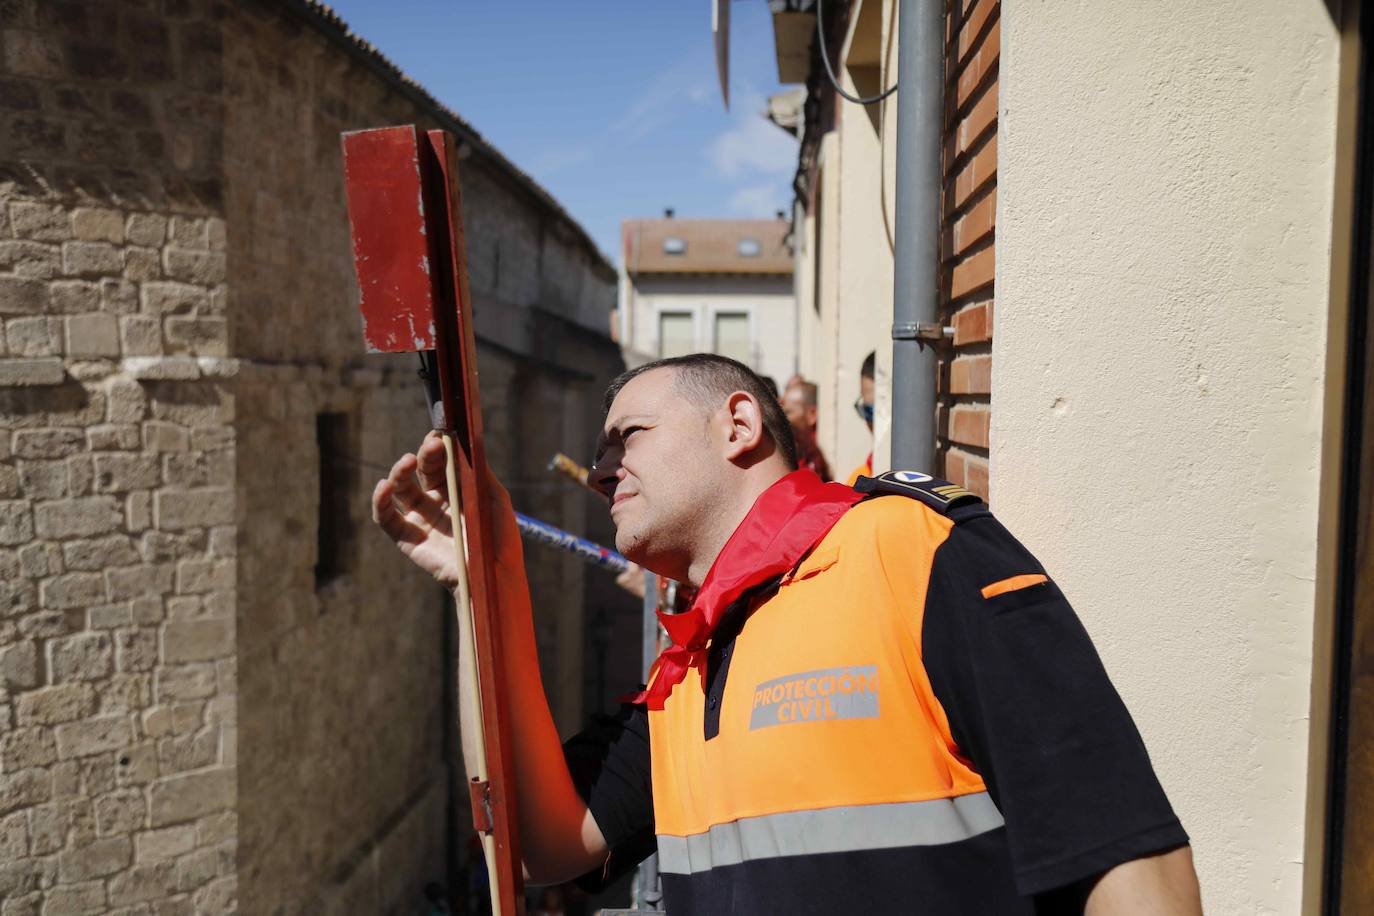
[720,390,766,462]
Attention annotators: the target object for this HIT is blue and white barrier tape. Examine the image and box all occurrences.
[514,511,630,574]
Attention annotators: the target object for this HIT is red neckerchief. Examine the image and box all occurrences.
[631,469,865,711]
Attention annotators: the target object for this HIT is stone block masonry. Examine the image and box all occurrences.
[0,201,231,368]
[1,1,621,914]
[0,180,237,910]
[0,352,238,916]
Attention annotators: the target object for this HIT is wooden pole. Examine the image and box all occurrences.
[342,125,525,915]
[442,433,502,912]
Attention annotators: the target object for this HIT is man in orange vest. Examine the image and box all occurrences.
[372,354,1202,914]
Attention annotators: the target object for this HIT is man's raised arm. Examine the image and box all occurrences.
[1085,846,1202,914]
[370,430,608,884]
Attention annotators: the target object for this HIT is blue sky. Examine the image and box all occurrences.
[325,1,799,265]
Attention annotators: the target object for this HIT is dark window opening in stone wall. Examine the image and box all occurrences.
[316,412,357,589]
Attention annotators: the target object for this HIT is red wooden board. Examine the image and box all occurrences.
[341,126,439,353]
[341,125,525,915]
[425,127,527,916]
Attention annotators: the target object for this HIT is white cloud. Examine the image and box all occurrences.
[728,182,790,217]
[529,51,717,181]
[528,144,596,180]
[609,50,717,142]
[707,96,798,179]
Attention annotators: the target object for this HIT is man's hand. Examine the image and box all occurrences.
[371,430,463,587]
[615,561,647,599]
[371,431,608,883]
[372,429,528,587]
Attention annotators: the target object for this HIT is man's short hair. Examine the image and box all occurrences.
[861,351,876,381]
[603,354,799,470]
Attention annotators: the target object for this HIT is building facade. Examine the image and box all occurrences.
[771,0,997,492]
[618,216,797,387]
[0,1,633,913]
[770,0,1369,912]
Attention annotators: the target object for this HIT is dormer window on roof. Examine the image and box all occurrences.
[737,238,762,257]
[664,237,687,255]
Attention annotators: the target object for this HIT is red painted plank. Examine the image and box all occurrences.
[426,128,527,916]
[341,125,439,353]
[341,125,526,916]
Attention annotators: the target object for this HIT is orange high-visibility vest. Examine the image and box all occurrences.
[647,494,1010,910]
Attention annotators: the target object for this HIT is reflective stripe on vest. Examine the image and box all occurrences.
[656,791,1004,875]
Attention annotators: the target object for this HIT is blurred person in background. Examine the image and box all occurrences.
[845,350,876,485]
[781,378,832,482]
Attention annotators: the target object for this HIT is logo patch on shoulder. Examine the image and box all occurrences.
[853,470,983,513]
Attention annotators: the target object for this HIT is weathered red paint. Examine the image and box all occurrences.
[341,125,526,916]
[341,125,439,353]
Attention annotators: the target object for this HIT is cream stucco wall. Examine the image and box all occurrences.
[996,2,1341,911]
[794,0,900,480]
[832,46,895,479]
[799,136,841,451]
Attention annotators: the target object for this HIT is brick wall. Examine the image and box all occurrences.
[939,0,998,499]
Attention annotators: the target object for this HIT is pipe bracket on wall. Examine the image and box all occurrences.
[892,322,954,341]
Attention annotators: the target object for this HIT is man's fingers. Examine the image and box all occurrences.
[371,476,390,521]
[387,452,421,500]
[373,475,459,588]
[380,453,451,534]
[417,431,448,492]
[371,477,412,541]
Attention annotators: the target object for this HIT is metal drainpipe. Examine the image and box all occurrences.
[889,0,944,473]
[794,199,803,376]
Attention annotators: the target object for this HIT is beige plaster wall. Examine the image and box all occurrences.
[798,129,890,483]
[995,2,1341,911]
[793,0,899,482]
[830,54,893,480]
[800,137,843,466]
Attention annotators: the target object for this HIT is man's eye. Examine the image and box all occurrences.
[622,426,642,440]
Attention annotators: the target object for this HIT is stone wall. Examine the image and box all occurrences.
[220,6,449,911]
[0,342,238,916]
[1,0,239,911]
[220,5,626,912]
[1,1,627,913]
[232,362,446,916]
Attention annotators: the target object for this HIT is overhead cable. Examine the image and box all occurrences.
[816,0,898,105]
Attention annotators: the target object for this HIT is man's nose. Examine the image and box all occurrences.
[590,461,621,499]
